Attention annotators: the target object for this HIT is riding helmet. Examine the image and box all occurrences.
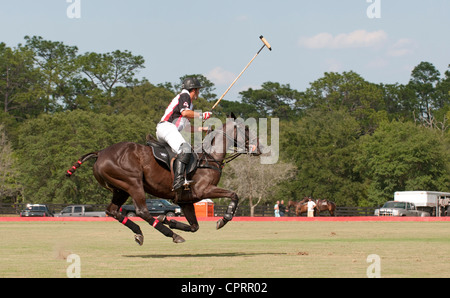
[182,77,204,90]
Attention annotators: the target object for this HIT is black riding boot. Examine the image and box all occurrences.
[172,158,187,191]
[172,144,192,191]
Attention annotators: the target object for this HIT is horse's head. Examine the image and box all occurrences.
[225,112,262,156]
[202,112,262,158]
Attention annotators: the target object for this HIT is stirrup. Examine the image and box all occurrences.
[183,179,194,190]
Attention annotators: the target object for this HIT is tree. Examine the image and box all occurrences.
[214,99,260,119]
[280,109,365,206]
[381,83,417,121]
[435,64,450,120]
[112,81,175,124]
[240,82,301,119]
[16,110,155,204]
[0,125,22,203]
[78,50,145,101]
[358,120,450,206]
[0,42,44,119]
[302,71,386,134]
[408,61,441,121]
[24,35,81,112]
[222,154,296,216]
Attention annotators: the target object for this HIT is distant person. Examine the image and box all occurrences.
[274,201,280,217]
[279,200,286,217]
[307,198,316,218]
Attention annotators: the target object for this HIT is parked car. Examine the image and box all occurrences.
[374,201,430,217]
[55,205,106,217]
[394,191,450,217]
[120,199,181,217]
[20,204,54,217]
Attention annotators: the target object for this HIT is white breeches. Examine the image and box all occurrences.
[156,122,186,154]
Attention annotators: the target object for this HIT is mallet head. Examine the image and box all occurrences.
[259,35,272,51]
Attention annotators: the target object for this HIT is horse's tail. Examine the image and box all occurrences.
[65,152,98,177]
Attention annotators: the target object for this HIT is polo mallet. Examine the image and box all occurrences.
[211,35,272,110]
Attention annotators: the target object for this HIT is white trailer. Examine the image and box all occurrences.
[394,191,450,217]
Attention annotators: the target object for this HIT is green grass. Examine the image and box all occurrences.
[1,220,449,278]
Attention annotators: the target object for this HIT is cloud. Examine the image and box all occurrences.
[207,67,236,85]
[324,58,343,72]
[386,38,417,57]
[299,30,388,49]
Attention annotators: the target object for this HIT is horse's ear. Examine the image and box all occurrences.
[227,112,237,120]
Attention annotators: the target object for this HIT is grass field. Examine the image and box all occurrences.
[1,220,449,278]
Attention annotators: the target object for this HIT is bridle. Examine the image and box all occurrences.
[197,122,256,173]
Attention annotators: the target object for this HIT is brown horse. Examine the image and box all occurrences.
[66,114,261,245]
[288,198,309,216]
[315,199,336,216]
[288,197,336,217]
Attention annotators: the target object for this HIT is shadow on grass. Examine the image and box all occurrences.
[123,252,282,259]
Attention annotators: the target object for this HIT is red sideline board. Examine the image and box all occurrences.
[1,216,450,222]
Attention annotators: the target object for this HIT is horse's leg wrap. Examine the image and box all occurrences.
[121,217,142,235]
[224,200,237,221]
[146,217,185,243]
[118,216,144,246]
[147,217,173,237]
[106,200,144,245]
[168,219,195,232]
[217,200,237,230]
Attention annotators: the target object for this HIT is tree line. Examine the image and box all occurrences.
[1,36,449,208]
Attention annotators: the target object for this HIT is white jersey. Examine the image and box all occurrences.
[160,89,193,131]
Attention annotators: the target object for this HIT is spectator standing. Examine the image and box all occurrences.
[307,198,316,218]
[274,201,280,217]
[279,200,286,217]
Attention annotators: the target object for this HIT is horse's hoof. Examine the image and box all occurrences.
[134,234,144,246]
[172,234,185,244]
[216,218,228,230]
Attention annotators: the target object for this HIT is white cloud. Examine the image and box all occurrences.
[299,30,388,49]
[324,58,343,72]
[207,67,236,85]
[386,38,417,57]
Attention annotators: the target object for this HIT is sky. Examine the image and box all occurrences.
[0,0,449,101]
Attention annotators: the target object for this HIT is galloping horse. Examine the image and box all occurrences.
[315,199,336,216]
[66,114,261,245]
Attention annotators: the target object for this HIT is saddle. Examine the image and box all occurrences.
[146,134,198,176]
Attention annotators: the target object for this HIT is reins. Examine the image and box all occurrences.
[197,127,250,173]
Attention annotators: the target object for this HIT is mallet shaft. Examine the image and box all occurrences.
[211,35,272,110]
[211,52,258,110]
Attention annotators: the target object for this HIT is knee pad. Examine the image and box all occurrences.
[178,143,192,154]
[177,143,192,164]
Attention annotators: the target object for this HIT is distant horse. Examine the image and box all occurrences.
[288,198,309,216]
[315,199,336,216]
[66,114,261,245]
